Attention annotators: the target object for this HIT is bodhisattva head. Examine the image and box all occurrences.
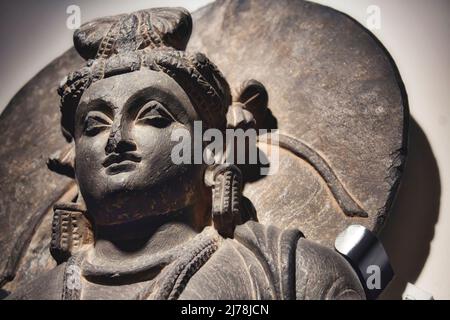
[58,8,233,231]
[75,69,206,226]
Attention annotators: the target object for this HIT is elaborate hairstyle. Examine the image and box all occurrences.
[50,8,269,263]
[58,7,232,141]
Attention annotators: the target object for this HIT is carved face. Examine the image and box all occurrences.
[74,69,204,226]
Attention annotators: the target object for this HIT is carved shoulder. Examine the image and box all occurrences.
[295,238,365,300]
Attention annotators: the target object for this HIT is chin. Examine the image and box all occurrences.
[105,172,138,189]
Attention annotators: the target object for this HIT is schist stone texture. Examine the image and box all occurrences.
[0,48,84,289]
[0,0,407,296]
[189,0,408,246]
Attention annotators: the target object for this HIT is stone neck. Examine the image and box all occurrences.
[89,207,201,266]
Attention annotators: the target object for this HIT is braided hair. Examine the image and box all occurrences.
[58,7,231,141]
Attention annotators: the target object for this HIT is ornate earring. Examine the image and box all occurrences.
[204,164,243,238]
[203,79,268,238]
[47,146,93,264]
[50,197,93,264]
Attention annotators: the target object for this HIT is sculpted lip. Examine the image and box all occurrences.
[102,152,142,174]
[105,161,138,175]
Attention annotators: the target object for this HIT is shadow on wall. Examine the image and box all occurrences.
[379,117,441,300]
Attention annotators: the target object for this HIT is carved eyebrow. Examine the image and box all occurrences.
[136,101,177,122]
[81,98,115,121]
[124,87,190,124]
[85,110,113,123]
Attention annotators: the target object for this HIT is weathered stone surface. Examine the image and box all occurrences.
[0,48,83,287]
[0,0,407,295]
[2,184,78,293]
[189,0,408,246]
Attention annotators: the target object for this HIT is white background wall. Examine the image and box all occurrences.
[310,0,450,300]
[0,0,448,299]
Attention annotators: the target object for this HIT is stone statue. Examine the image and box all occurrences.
[7,7,366,300]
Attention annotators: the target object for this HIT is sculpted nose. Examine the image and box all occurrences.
[105,126,137,154]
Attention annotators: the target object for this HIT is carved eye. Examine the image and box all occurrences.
[83,111,112,136]
[136,101,175,128]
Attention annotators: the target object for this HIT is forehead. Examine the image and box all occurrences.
[78,69,197,118]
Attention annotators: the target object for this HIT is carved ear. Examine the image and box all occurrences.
[226,102,255,129]
[235,80,268,129]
